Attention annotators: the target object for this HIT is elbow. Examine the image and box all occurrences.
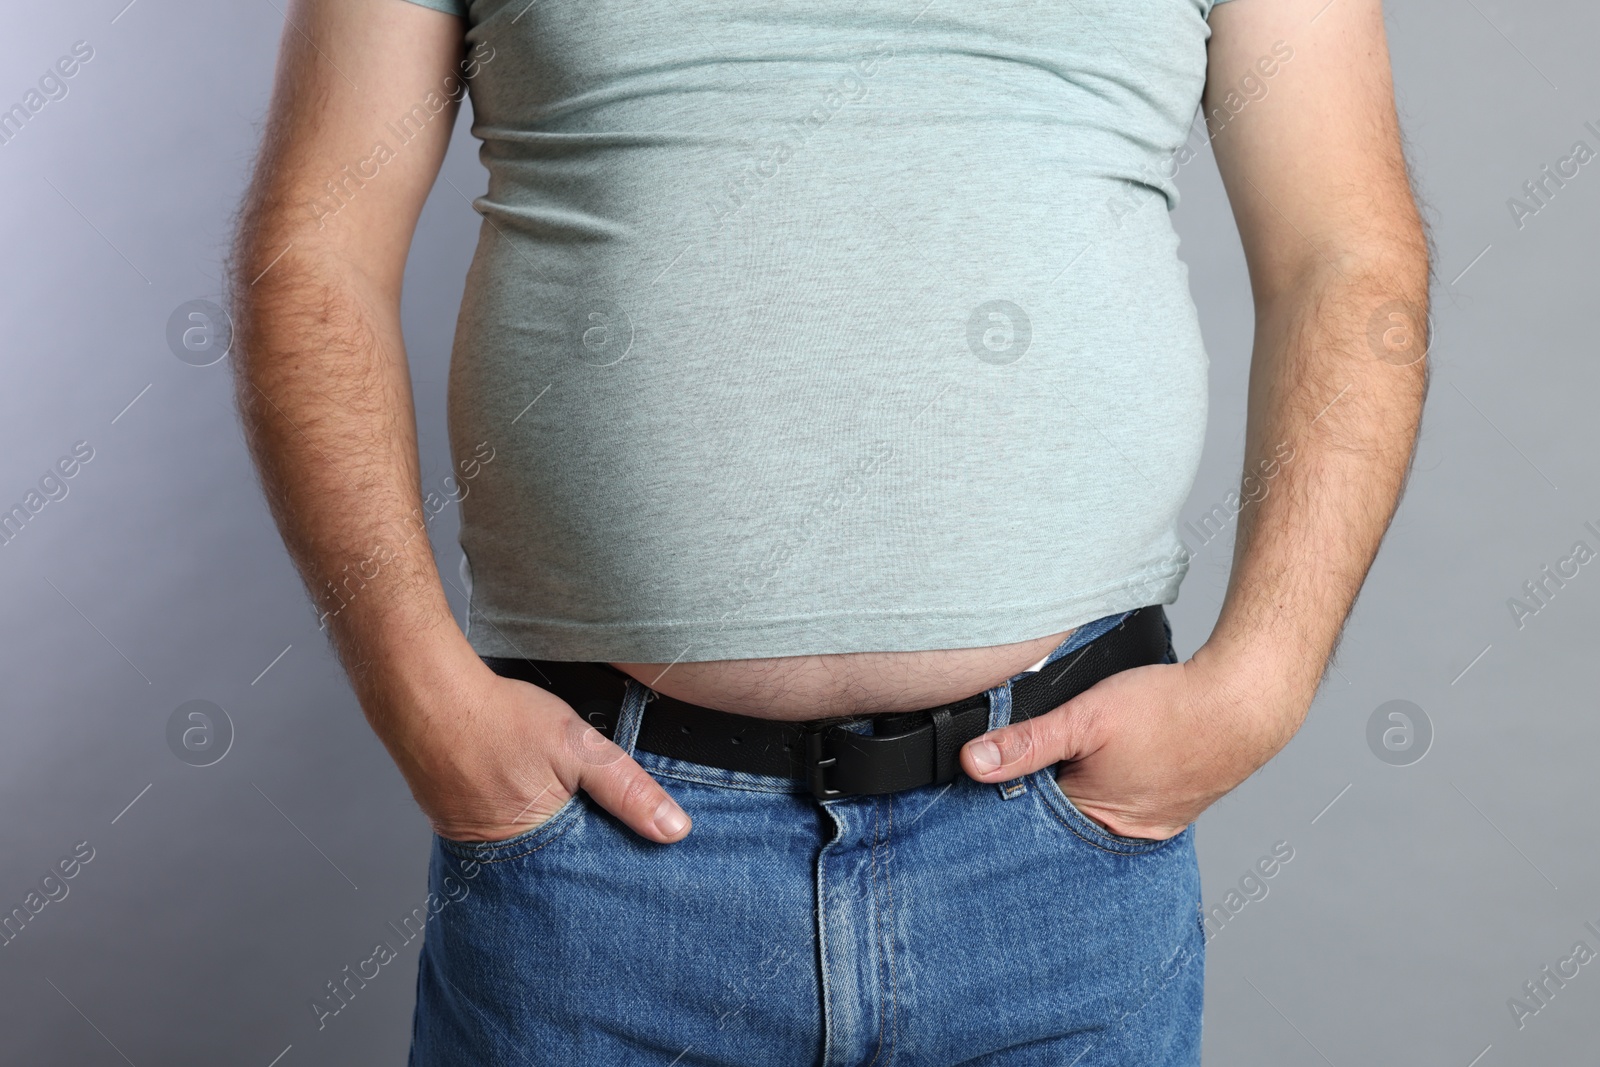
[1256,229,1431,336]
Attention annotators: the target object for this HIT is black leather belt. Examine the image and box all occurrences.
[482,605,1171,799]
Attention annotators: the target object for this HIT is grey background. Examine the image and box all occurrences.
[1,1,1595,1064]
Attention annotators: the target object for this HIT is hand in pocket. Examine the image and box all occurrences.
[367,659,692,845]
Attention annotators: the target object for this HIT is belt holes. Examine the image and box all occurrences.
[679,725,692,734]
[730,734,743,745]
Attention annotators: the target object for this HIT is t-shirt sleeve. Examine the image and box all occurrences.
[395,0,467,16]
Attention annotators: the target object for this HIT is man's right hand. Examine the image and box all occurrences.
[228,0,690,849]
[369,651,693,846]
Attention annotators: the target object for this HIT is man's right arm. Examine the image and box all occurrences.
[228,0,691,844]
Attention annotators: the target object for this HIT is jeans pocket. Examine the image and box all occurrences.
[1031,767,1190,856]
[434,792,589,864]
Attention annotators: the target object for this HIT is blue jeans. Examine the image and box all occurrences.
[410,610,1202,1066]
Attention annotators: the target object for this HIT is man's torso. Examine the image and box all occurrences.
[414,0,1223,714]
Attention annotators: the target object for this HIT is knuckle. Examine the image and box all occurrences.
[1001,720,1047,763]
[570,723,624,767]
[1058,699,1099,752]
[612,765,661,814]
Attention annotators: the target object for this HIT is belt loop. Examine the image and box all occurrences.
[610,681,649,757]
[985,681,1029,800]
[986,680,1012,732]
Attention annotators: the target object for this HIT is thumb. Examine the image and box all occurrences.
[960,698,1092,782]
[562,715,692,844]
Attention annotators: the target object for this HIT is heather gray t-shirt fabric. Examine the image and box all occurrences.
[396,0,1237,663]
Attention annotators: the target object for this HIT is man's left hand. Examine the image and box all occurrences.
[959,646,1315,841]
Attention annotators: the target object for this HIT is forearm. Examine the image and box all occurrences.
[1205,253,1429,709]
[230,237,473,709]
[224,0,479,724]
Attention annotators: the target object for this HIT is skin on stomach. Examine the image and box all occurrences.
[610,627,1075,721]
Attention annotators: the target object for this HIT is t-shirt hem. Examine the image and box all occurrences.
[463,565,1186,663]
[394,0,467,15]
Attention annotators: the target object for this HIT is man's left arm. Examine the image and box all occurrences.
[960,0,1430,839]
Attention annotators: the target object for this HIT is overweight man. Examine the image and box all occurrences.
[229,0,1428,1062]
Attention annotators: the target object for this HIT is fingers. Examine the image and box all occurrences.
[960,698,1091,782]
[563,718,691,843]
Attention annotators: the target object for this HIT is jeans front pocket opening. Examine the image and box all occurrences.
[1032,767,1188,856]
[434,791,589,865]
[432,675,651,865]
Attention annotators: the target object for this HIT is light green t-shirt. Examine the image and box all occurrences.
[392,0,1238,662]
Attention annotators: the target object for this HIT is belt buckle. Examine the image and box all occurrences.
[802,721,847,799]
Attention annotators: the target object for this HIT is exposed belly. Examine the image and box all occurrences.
[610,627,1074,721]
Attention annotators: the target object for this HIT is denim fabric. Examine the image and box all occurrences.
[410,612,1201,1066]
